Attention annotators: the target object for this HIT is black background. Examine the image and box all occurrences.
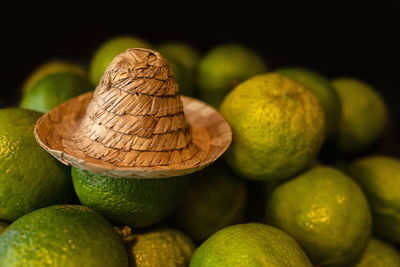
[1,3,399,156]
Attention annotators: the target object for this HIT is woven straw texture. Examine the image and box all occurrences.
[35,48,231,178]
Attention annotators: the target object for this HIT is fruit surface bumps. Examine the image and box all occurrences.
[189,223,312,267]
[220,73,325,181]
[123,225,196,267]
[332,78,387,154]
[265,166,372,266]
[171,161,247,242]
[198,43,267,108]
[0,205,128,267]
[276,67,341,141]
[356,238,400,267]
[348,155,400,243]
[71,167,190,228]
[0,108,72,221]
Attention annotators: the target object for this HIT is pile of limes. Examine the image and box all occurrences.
[0,34,399,267]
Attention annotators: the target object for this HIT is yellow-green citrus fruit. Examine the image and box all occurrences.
[220,73,325,181]
[356,238,400,267]
[331,78,388,154]
[198,43,267,108]
[0,204,128,267]
[20,72,93,113]
[265,166,372,266]
[89,35,152,85]
[276,67,341,141]
[71,167,190,228]
[0,221,8,235]
[21,60,86,96]
[123,225,196,267]
[189,223,312,267]
[158,42,200,96]
[0,108,72,221]
[171,161,247,242]
[348,155,400,243]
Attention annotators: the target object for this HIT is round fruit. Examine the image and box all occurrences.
[71,167,190,228]
[0,221,8,235]
[22,60,86,96]
[158,41,200,96]
[121,225,196,266]
[20,72,93,113]
[189,223,312,267]
[348,155,400,243]
[331,78,387,154]
[0,204,128,267]
[171,161,247,242]
[89,35,152,85]
[276,67,341,141]
[165,58,196,96]
[356,238,400,266]
[264,166,372,266]
[0,108,72,221]
[220,73,325,181]
[198,43,267,108]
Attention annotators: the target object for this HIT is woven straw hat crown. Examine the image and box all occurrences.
[73,48,200,167]
[34,47,232,178]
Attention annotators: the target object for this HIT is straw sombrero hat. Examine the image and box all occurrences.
[34,48,232,178]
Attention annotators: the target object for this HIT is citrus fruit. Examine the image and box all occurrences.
[20,72,93,113]
[220,73,325,181]
[264,166,372,266]
[21,60,86,96]
[0,108,72,221]
[356,238,400,267]
[198,43,267,108]
[171,161,247,242]
[158,41,200,96]
[0,204,128,267]
[189,223,312,267]
[276,67,341,141]
[331,77,388,154]
[120,225,196,267]
[71,167,190,228]
[165,58,196,97]
[0,221,8,235]
[348,155,400,243]
[89,35,152,85]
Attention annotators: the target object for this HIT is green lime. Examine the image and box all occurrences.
[0,108,72,221]
[220,73,325,181]
[89,35,152,85]
[356,238,400,266]
[189,223,312,267]
[22,60,86,96]
[276,67,341,141]
[198,43,267,108]
[171,161,247,242]
[165,58,196,97]
[120,225,196,267]
[265,166,372,266]
[0,204,128,267]
[71,167,190,228]
[331,78,388,154]
[348,155,400,243]
[0,221,8,235]
[158,41,201,96]
[20,72,93,113]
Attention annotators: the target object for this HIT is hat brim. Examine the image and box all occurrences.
[34,92,232,178]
